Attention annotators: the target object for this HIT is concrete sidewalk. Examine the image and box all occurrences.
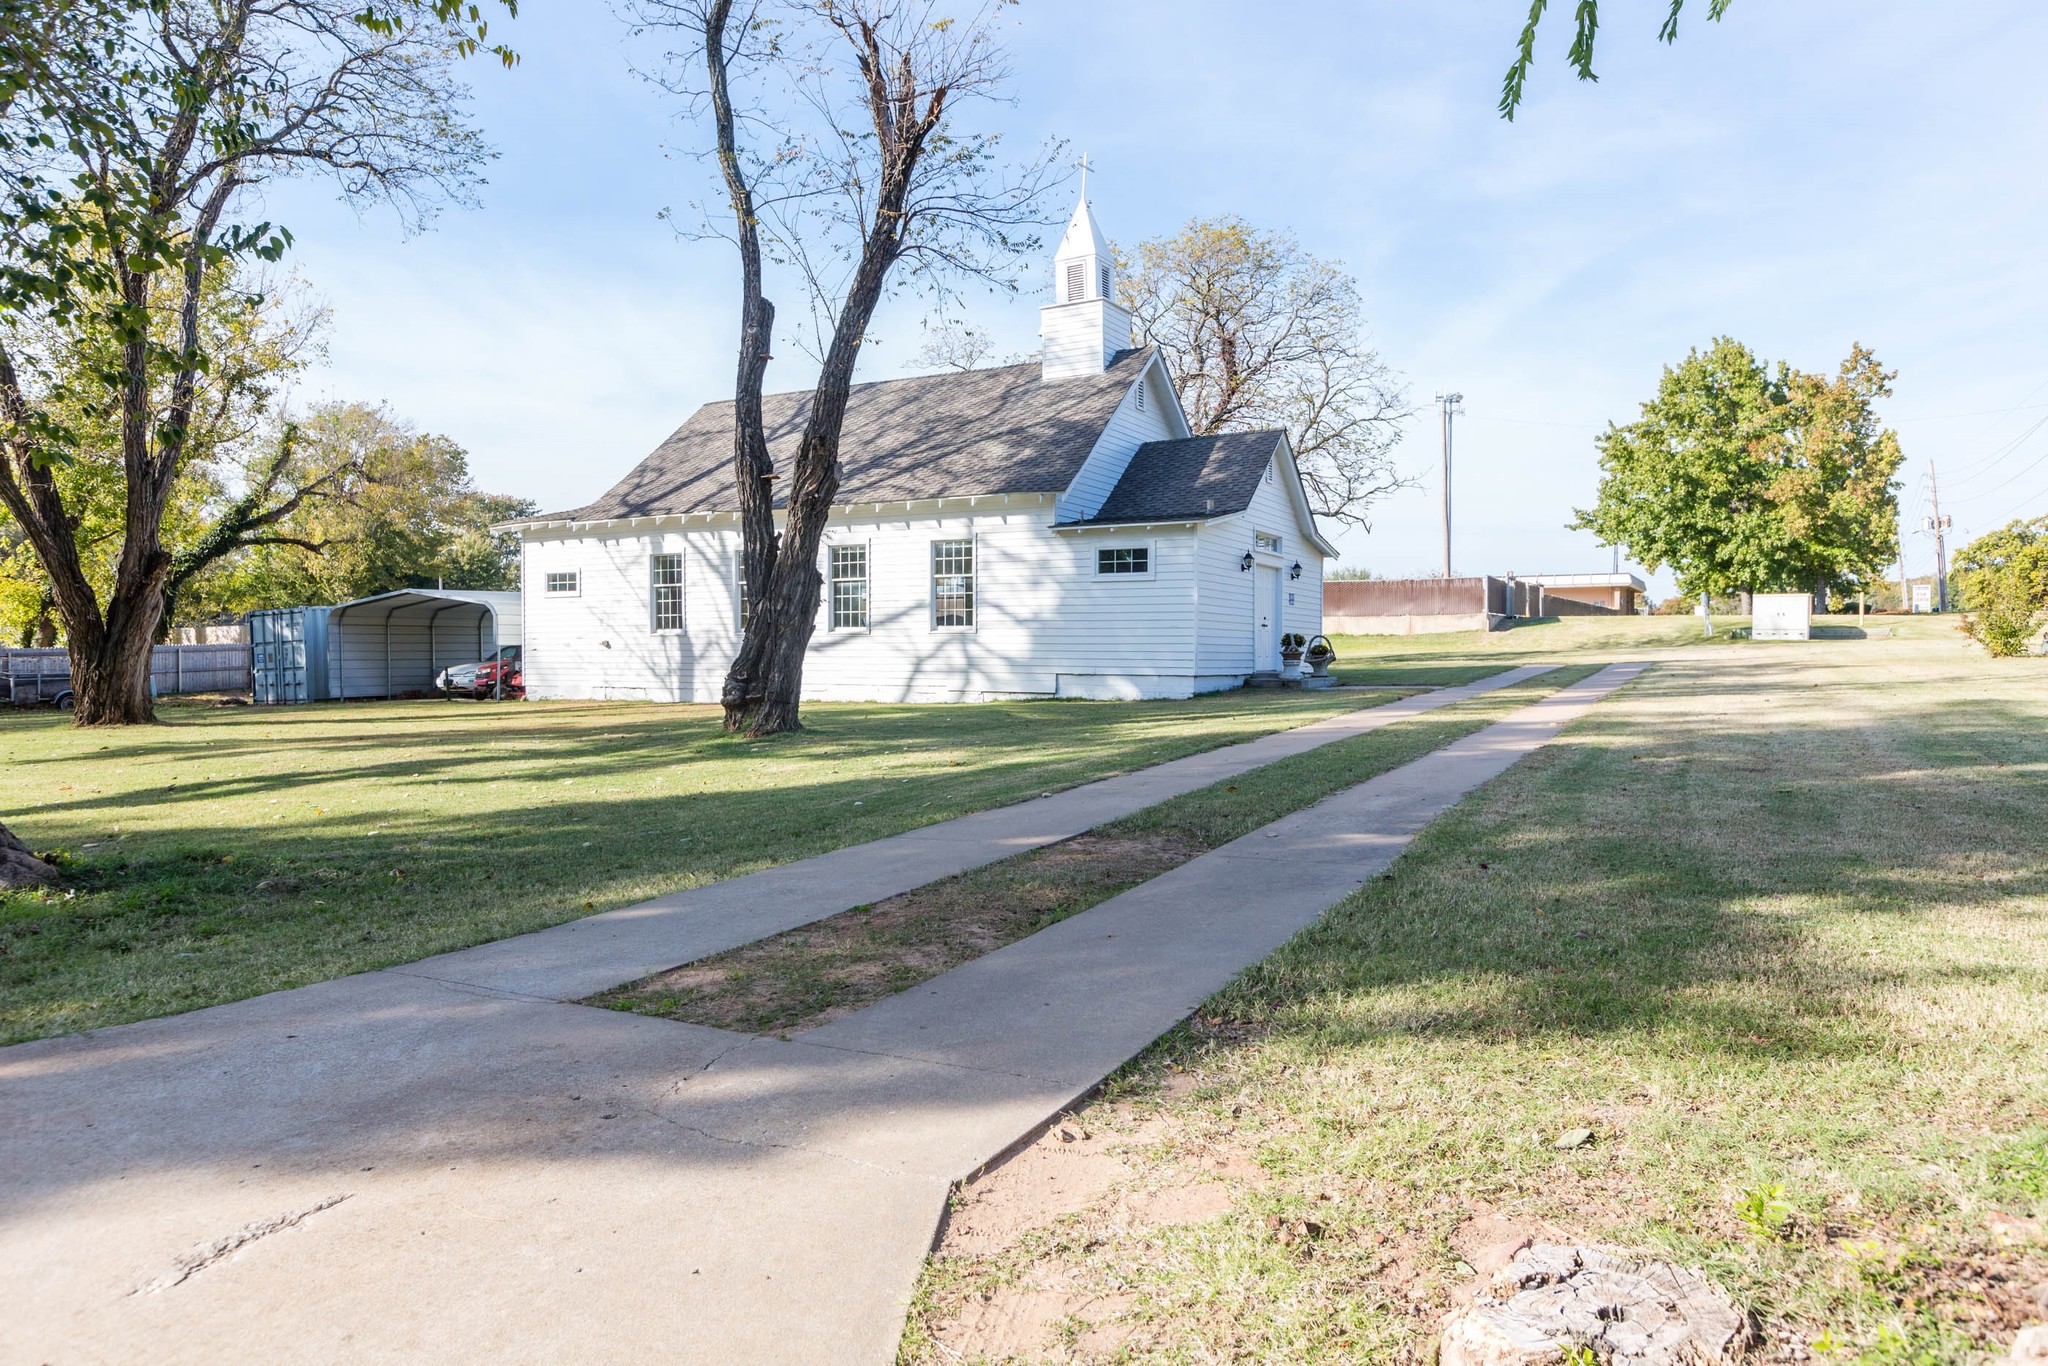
[388,665,1551,1001]
[0,663,1640,1365]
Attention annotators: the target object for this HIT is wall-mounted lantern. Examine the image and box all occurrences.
[1239,552,1255,572]
[1288,562,1303,580]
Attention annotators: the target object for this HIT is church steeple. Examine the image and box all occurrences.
[1040,168,1131,381]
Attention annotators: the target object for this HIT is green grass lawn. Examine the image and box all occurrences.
[906,626,2048,1365]
[0,688,1388,1043]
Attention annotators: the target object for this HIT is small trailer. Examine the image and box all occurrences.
[0,649,74,709]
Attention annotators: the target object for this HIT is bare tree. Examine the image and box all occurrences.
[906,315,1033,372]
[0,0,499,725]
[628,0,1060,735]
[1118,216,1411,531]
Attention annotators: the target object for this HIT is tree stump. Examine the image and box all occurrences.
[0,822,57,889]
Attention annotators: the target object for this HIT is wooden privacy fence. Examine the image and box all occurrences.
[0,643,253,701]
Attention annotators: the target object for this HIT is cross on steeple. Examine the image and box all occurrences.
[1077,152,1090,201]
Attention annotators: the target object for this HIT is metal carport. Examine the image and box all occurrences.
[325,590,523,700]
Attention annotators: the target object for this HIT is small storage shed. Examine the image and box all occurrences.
[248,590,522,702]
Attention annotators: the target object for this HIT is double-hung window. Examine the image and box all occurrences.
[650,553,685,631]
[829,544,869,629]
[932,540,974,628]
[735,556,751,630]
[1097,546,1150,576]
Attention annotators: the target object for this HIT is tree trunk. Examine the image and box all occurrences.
[68,622,160,725]
[0,820,58,888]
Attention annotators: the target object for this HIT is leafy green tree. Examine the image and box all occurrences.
[1117,216,1409,530]
[0,269,351,633]
[186,402,532,612]
[0,0,505,725]
[1573,339,1903,600]
[1952,518,2048,657]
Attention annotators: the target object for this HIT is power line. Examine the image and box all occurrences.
[1940,413,2048,492]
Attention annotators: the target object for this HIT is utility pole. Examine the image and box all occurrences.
[1435,391,1463,578]
[1925,461,1953,612]
[1898,510,1910,614]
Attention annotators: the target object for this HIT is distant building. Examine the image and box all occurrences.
[1522,573,1645,616]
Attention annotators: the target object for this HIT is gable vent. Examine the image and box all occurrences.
[1065,261,1084,301]
[1135,383,1145,410]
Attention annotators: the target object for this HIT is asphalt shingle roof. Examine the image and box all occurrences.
[535,349,1155,521]
[1064,430,1287,525]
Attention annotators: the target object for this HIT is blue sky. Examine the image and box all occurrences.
[259,1,2048,597]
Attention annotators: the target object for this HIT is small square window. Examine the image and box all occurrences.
[932,540,974,628]
[1097,547,1150,575]
[650,554,685,631]
[830,544,869,629]
[544,570,580,596]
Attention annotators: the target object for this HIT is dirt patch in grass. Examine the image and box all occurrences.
[592,832,1201,1035]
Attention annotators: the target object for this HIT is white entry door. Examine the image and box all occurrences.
[1254,564,1280,669]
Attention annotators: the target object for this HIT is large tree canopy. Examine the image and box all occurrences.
[1117,216,1408,531]
[193,402,531,612]
[0,0,503,724]
[1573,338,1903,599]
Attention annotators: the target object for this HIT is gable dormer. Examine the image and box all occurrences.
[1055,352,1190,521]
[1040,191,1132,381]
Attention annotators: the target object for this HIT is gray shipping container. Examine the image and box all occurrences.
[249,606,332,703]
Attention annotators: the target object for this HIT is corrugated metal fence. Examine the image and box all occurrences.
[0,643,253,701]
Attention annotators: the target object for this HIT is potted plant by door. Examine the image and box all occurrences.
[1279,632,1307,680]
[1304,634,1337,679]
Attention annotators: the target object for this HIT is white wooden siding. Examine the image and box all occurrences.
[520,505,1202,704]
[1193,455,1328,677]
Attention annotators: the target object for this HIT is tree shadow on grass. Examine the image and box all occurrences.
[1206,680,2048,1081]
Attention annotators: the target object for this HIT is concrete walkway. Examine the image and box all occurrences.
[390,665,1552,1001]
[0,663,1641,1365]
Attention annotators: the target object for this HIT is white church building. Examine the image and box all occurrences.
[505,194,1335,704]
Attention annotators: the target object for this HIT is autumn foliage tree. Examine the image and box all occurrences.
[1573,338,1904,602]
[1117,216,1409,530]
